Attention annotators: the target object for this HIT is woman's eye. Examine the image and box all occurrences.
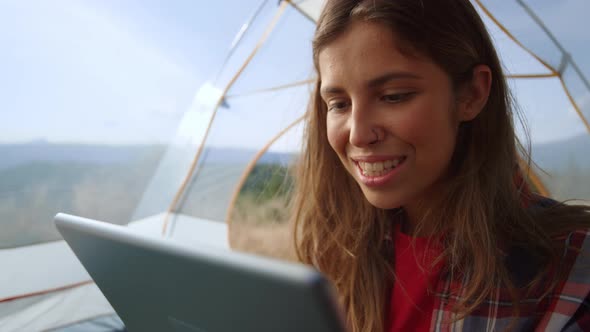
[382,92,414,103]
[327,100,350,112]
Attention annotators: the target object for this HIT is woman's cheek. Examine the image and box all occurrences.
[326,116,347,152]
[389,108,432,146]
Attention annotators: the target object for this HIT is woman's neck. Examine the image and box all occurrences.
[402,200,437,237]
[401,181,448,237]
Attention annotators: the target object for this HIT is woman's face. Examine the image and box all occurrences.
[318,21,461,214]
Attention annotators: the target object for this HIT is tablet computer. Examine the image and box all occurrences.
[54,213,346,332]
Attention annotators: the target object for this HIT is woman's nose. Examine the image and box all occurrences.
[348,104,383,147]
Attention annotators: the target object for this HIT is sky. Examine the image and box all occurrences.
[0,0,588,149]
[0,0,285,145]
[476,0,590,144]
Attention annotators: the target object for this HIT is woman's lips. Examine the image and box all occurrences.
[353,156,407,187]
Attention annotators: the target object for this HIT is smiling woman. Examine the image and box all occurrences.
[291,1,590,331]
[319,21,492,222]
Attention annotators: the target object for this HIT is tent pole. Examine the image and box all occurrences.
[225,116,305,240]
[473,0,555,74]
[283,0,316,23]
[161,1,290,236]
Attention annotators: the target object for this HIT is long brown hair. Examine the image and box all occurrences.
[291,1,590,331]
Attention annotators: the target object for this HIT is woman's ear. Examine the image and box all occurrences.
[458,64,492,121]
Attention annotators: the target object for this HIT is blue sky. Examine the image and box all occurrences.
[0,0,281,145]
[0,0,588,148]
[477,0,590,144]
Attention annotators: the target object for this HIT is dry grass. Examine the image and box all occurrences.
[230,221,296,261]
[228,195,297,261]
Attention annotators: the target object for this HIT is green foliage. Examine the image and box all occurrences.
[231,163,294,225]
[239,164,294,202]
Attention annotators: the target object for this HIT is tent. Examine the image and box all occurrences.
[0,0,588,330]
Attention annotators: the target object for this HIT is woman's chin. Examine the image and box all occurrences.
[363,192,404,210]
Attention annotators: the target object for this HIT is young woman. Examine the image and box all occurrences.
[291,1,590,331]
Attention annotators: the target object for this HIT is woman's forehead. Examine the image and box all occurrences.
[317,22,434,88]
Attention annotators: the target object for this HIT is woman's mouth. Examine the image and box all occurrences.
[356,156,407,177]
[354,156,407,187]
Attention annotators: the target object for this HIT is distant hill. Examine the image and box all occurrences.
[529,134,590,201]
[0,142,296,248]
[0,142,295,171]
[0,136,587,247]
[0,142,165,171]
[200,147,296,165]
[0,136,585,179]
[531,134,590,171]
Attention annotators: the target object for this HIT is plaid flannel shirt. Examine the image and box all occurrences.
[385,194,590,331]
[429,228,590,331]
[382,188,590,331]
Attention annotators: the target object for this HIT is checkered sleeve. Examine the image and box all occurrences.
[562,291,590,331]
[430,228,590,331]
[537,230,590,332]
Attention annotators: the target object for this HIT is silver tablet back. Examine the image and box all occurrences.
[55,213,346,332]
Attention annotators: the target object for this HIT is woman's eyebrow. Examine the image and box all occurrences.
[320,85,345,96]
[367,71,423,88]
[320,71,423,96]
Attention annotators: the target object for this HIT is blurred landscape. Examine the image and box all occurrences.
[229,164,295,260]
[0,134,588,252]
[0,142,165,247]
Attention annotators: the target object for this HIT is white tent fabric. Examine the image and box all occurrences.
[0,216,227,331]
[0,1,588,331]
[1,284,114,332]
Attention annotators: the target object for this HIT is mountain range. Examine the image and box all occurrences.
[0,134,587,172]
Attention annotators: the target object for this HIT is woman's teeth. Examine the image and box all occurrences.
[358,157,405,177]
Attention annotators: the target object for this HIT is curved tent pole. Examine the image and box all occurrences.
[161,1,290,236]
[517,155,550,197]
[225,116,305,236]
[473,0,590,198]
[165,0,267,233]
[225,79,315,99]
[475,0,590,134]
[558,77,590,133]
[284,0,316,24]
[516,0,590,91]
[473,0,555,74]
[0,280,93,304]
[506,73,557,79]
[513,0,590,133]
[214,0,269,83]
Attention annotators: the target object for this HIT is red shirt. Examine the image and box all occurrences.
[387,228,442,332]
